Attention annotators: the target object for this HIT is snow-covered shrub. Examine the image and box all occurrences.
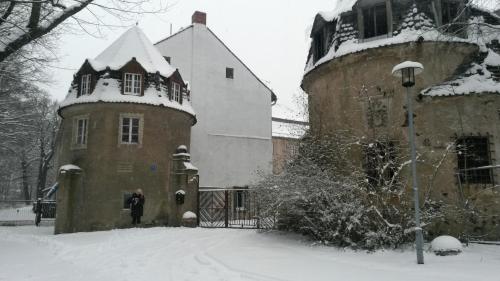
[254,132,440,250]
[430,236,462,256]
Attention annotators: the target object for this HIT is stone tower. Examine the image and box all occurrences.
[302,0,500,239]
[55,26,198,233]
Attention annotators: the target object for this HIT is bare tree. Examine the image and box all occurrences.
[28,94,59,198]
[0,0,169,62]
[0,91,58,201]
[0,47,58,200]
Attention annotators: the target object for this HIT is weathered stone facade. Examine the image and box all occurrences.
[303,0,500,239]
[55,103,195,233]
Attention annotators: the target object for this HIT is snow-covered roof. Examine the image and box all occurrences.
[421,18,500,97]
[272,118,308,139]
[89,26,176,78]
[60,78,196,117]
[183,162,198,171]
[305,29,471,75]
[421,62,500,97]
[304,2,498,82]
[318,0,357,22]
[60,26,196,118]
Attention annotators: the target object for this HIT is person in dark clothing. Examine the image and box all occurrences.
[129,189,145,225]
[35,198,42,227]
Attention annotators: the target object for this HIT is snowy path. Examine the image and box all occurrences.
[0,226,499,281]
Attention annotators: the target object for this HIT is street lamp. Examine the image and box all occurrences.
[392,61,425,265]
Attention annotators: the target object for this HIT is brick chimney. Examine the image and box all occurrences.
[192,11,207,25]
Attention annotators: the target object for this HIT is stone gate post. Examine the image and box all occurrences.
[169,145,199,227]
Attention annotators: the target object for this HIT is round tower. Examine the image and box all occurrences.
[55,27,197,233]
[302,0,500,239]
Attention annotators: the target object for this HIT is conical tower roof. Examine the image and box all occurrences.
[59,26,195,118]
[88,26,176,78]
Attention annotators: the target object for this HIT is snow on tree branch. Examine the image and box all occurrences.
[0,1,93,62]
[0,0,169,62]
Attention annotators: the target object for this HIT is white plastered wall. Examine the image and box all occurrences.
[156,23,273,188]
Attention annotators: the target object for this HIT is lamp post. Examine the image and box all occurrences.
[392,61,425,265]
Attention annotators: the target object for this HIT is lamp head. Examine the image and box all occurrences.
[392,61,424,88]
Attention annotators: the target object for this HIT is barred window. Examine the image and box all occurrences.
[80,74,91,96]
[457,137,492,184]
[124,73,142,95]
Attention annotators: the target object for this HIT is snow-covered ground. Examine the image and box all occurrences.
[0,206,33,222]
[1,226,499,281]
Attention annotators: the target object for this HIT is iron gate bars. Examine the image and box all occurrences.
[198,188,274,229]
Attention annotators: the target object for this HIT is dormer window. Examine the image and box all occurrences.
[312,21,335,63]
[313,31,326,63]
[362,3,388,39]
[172,82,181,102]
[80,74,91,96]
[124,73,142,95]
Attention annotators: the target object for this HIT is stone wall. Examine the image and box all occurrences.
[272,137,300,175]
[55,103,194,233]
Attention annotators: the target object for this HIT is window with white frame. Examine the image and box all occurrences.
[124,73,142,95]
[73,116,88,149]
[172,82,181,102]
[80,74,91,96]
[120,114,143,145]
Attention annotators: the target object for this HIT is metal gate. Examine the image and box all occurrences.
[198,188,275,229]
[0,200,56,226]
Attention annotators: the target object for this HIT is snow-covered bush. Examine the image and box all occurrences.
[254,133,440,250]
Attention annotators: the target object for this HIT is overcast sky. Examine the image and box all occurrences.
[47,0,335,120]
